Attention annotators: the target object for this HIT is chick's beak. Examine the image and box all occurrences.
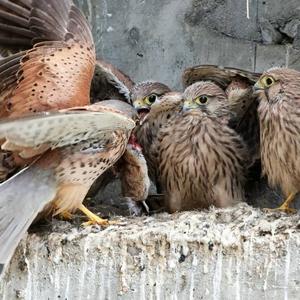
[182,99,198,112]
[253,81,264,93]
[133,99,147,110]
[133,99,150,124]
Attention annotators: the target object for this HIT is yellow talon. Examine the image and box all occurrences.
[269,193,298,214]
[79,204,115,226]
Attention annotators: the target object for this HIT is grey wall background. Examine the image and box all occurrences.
[76,0,300,89]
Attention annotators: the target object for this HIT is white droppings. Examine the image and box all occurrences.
[213,249,223,300]
[246,0,250,19]
[284,241,291,300]
[107,26,114,32]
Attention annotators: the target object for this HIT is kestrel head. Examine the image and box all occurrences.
[254,67,300,105]
[182,81,229,117]
[131,81,171,120]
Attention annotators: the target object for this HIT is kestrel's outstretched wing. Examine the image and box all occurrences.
[0,104,135,153]
[0,100,137,276]
[0,0,134,104]
[0,0,135,182]
[182,65,260,88]
[0,0,96,118]
[182,65,261,164]
[0,0,96,180]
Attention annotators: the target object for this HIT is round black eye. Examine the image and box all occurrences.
[199,96,208,104]
[266,77,274,86]
[148,94,157,103]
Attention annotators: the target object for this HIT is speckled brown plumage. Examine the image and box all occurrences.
[0,0,146,274]
[0,100,137,274]
[158,81,247,213]
[182,65,261,164]
[0,0,136,183]
[255,67,300,212]
[131,81,179,191]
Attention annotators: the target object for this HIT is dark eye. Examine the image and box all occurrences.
[148,94,157,103]
[262,76,275,87]
[199,96,208,104]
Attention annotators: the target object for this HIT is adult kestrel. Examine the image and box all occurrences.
[157,81,248,213]
[254,67,300,213]
[0,0,137,180]
[0,0,150,274]
[0,100,138,275]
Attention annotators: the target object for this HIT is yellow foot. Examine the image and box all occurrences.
[79,204,115,227]
[58,211,73,221]
[267,192,298,214]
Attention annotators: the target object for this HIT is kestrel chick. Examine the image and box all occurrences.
[131,81,176,191]
[131,81,171,121]
[158,81,247,213]
[255,67,300,212]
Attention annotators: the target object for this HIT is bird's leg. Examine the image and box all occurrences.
[79,204,113,226]
[59,211,73,221]
[273,192,297,214]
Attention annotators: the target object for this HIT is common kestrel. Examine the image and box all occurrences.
[131,81,176,192]
[0,100,138,275]
[0,0,138,181]
[0,0,150,274]
[254,67,300,212]
[182,65,261,163]
[157,81,248,213]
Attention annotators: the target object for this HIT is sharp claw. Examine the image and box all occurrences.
[264,206,297,214]
[81,219,118,227]
[79,204,117,226]
[264,193,298,214]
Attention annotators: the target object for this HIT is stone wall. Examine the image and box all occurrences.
[76,0,300,89]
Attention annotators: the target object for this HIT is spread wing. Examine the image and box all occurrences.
[182,64,261,89]
[0,0,134,105]
[0,103,135,155]
[0,0,93,49]
[0,0,96,118]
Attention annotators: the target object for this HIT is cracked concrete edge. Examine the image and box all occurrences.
[0,204,300,300]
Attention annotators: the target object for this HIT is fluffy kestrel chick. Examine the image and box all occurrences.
[255,67,300,212]
[158,81,248,213]
[131,81,176,191]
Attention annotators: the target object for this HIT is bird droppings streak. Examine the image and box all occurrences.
[284,240,291,300]
[1,204,300,299]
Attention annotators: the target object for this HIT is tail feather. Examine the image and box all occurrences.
[0,164,57,276]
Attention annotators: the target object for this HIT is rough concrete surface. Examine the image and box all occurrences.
[1,204,300,300]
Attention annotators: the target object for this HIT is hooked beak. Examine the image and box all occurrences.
[253,81,264,93]
[133,100,150,124]
[182,99,198,112]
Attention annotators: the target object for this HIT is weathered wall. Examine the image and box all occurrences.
[1,204,300,300]
[76,0,300,89]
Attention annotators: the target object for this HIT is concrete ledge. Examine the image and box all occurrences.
[0,204,299,300]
